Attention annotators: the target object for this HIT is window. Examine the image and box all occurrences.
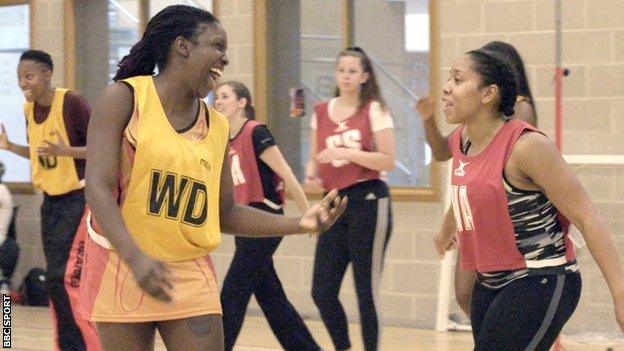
[258,0,438,199]
[0,3,30,183]
[72,1,214,105]
[298,0,345,183]
[352,0,433,188]
[108,0,141,82]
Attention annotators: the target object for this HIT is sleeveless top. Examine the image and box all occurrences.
[315,100,380,190]
[90,75,229,262]
[24,88,84,195]
[229,119,284,206]
[448,119,577,279]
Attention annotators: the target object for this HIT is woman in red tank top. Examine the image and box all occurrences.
[305,47,395,351]
[417,41,538,320]
[214,81,321,351]
[435,49,624,350]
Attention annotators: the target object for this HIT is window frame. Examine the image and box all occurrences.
[253,0,441,202]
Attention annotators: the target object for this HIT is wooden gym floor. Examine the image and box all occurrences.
[6,306,623,350]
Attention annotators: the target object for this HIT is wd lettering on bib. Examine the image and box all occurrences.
[148,170,208,227]
[116,76,228,261]
[38,156,58,169]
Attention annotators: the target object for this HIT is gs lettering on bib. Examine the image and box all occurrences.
[315,101,379,190]
[324,129,362,167]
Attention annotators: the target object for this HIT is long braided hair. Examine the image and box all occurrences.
[113,5,219,81]
[482,41,535,111]
[466,49,519,119]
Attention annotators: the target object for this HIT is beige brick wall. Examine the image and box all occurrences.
[12,0,623,336]
[30,0,67,88]
[11,0,69,286]
[217,0,254,95]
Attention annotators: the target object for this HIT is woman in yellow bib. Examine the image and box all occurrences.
[0,50,99,351]
[82,5,346,351]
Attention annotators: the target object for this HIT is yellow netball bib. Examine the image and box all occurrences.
[120,76,228,261]
[24,88,83,195]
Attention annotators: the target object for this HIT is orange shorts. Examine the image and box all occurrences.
[79,235,221,323]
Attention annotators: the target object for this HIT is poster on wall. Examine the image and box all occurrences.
[289,88,305,118]
[0,4,30,183]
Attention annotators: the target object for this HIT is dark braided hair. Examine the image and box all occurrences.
[466,49,519,119]
[334,46,387,112]
[482,41,535,110]
[113,5,219,81]
[218,81,255,120]
[20,50,53,71]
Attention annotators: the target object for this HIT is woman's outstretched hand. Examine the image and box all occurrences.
[299,189,348,234]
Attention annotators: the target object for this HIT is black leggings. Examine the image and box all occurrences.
[41,190,87,350]
[312,179,392,351]
[471,272,582,351]
[220,203,320,351]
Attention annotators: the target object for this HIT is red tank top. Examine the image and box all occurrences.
[315,101,380,190]
[449,119,576,272]
[229,120,283,205]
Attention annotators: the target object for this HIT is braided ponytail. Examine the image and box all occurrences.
[482,41,536,112]
[466,49,519,119]
[113,39,156,81]
[113,5,219,82]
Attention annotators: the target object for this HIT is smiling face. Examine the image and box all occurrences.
[17,60,52,102]
[335,55,369,95]
[185,23,229,99]
[441,54,489,124]
[214,84,245,120]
